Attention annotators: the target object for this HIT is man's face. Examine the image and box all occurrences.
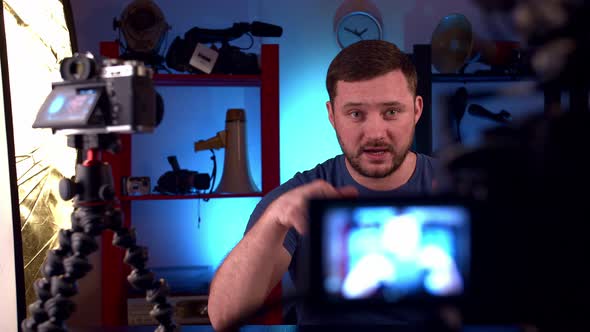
[327,70,423,179]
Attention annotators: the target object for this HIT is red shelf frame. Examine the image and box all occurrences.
[99,42,281,326]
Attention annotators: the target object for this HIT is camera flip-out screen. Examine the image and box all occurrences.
[307,197,471,307]
[33,85,102,129]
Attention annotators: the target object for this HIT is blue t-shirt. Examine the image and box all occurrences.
[244,152,444,325]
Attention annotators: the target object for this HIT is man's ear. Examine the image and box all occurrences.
[414,95,423,125]
[327,100,335,128]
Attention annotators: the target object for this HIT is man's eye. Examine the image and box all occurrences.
[349,111,361,118]
[385,109,399,117]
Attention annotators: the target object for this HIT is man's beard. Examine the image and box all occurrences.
[337,135,412,179]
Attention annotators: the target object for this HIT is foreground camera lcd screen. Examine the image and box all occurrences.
[33,86,100,129]
[309,198,470,305]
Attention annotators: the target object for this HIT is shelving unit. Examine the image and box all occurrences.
[411,44,553,154]
[98,43,281,326]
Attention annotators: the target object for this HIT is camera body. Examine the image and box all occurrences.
[154,169,211,194]
[301,196,471,311]
[166,38,260,75]
[165,21,282,75]
[153,155,211,195]
[214,44,260,75]
[33,53,159,134]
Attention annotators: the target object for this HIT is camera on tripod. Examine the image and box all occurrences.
[25,51,179,332]
[32,52,163,134]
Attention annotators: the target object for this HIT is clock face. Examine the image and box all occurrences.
[336,11,383,49]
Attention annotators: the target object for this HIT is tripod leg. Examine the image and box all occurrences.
[107,207,179,331]
[21,207,103,332]
[21,136,178,332]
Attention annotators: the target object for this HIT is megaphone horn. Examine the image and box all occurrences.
[431,13,520,73]
[194,108,259,194]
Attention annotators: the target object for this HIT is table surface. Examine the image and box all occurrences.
[69,324,523,332]
[70,326,295,332]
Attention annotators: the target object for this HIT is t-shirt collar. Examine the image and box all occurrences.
[338,152,422,196]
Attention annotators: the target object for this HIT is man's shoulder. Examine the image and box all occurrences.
[414,152,451,192]
[416,151,439,162]
[416,152,442,170]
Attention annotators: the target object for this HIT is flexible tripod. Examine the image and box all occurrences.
[21,133,178,332]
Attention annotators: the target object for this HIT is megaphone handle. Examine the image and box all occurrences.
[194,130,226,151]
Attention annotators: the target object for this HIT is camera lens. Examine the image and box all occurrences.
[60,53,98,81]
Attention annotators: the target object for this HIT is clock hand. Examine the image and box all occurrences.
[358,28,368,36]
[344,26,366,38]
[344,26,359,36]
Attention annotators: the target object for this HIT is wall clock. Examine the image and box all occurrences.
[335,10,383,49]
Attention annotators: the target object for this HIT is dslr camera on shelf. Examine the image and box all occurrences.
[32,52,162,134]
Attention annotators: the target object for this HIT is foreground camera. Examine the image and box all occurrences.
[33,52,162,134]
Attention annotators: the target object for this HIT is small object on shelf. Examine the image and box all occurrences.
[122,176,151,196]
[431,13,524,75]
[113,0,171,71]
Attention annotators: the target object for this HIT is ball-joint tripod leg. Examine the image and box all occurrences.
[21,134,178,332]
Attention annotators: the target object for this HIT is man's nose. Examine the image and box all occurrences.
[363,114,387,140]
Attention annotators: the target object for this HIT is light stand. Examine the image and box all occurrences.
[21,133,178,332]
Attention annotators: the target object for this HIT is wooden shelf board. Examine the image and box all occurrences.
[432,73,537,83]
[120,192,264,201]
[153,73,261,87]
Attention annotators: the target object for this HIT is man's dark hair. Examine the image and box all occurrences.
[326,40,418,102]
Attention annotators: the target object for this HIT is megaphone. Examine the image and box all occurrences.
[194,108,259,194]
[431,13,521,74]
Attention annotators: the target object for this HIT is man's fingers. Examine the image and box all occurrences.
[285,180,359,235]
[294,212,309,235]
[303,180,335,196]
[303,180,358,199]
[336,185,359,197]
